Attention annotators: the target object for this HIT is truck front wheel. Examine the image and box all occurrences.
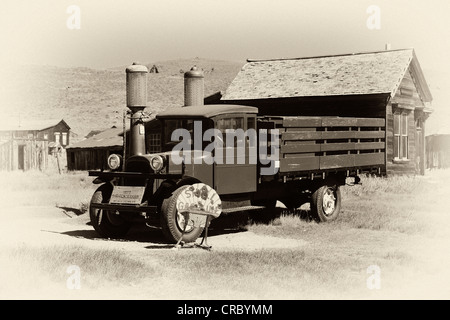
[160,185,205,243]
[89,184,131,238]
[311,184,341,222]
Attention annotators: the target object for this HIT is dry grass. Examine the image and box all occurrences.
[1,169,449,299]
[0,170,96,211]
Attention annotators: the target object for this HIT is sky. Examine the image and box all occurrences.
[1,0,449,69]
[1,0,450,131]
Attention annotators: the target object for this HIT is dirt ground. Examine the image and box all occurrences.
[1,170,450,300]
[0,205,307,251]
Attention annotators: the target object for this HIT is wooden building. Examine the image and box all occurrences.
[0,119,70,171]
[66,119,162,171]
[426,133,450,169]
[219,49,433,176]
[66,126,123,171]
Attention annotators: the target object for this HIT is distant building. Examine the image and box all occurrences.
[66,119,161,171]
[0,119,71,171]
[66,126,124,171]
[426,133,450,169]
[219,49,433,176]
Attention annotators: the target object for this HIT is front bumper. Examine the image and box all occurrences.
[89,170,183,215]
[89,202,158,213]
[88,170,183,180]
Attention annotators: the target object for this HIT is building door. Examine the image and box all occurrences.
[416,120,425,175]
[18,145,25,170]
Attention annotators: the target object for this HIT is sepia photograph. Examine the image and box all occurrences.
[0,0,449,305]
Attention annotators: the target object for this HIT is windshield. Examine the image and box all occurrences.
[162,118,214,152]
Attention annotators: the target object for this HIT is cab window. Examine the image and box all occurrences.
[216,117,244,147]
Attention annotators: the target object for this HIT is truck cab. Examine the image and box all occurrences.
[157,104,259,195]
[89,105,264,243]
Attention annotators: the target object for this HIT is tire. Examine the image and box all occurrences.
[89,183,131,238]
[160,185,205,243]
[310,184,341,222]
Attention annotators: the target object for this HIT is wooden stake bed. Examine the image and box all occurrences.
[261,116,386,174]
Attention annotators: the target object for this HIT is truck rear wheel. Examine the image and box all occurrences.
[89,184,131,238]
[160,185,205,243]
[311,184,341,222]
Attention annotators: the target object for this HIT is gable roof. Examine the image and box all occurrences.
[0,119,70,132]
[67,126,123,149]
[221,49,432,103]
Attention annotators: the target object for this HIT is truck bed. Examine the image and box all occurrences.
[259,116,386,175]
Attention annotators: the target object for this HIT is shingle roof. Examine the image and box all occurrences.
[0,119,70,131]
[222,49,432,102]
[67,127,123,149]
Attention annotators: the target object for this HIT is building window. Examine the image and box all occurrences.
[62,132,67,146]
[394,112,409,160]
[44,133,48,140]
[54,132,60,145]
[148,133,161,153]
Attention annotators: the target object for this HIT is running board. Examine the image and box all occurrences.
[222,205,266,214]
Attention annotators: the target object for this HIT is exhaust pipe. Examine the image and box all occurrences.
[184,66,204,107]
[126,62,148,156]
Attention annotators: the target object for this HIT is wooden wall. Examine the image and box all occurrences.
[0,139,48,171]
[426,134,450,169]
[40,121,71,147]
[386,68,426,175]
[223,94,389,119]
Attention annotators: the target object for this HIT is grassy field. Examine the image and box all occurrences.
[0,169,449,299]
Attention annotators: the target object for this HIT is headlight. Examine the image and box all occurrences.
[107,154,122,170]
[150,155,165,172]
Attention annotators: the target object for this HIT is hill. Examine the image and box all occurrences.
[0,58,244,139]
[1,58,447,139]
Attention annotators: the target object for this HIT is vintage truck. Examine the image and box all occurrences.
[88,63,385,244]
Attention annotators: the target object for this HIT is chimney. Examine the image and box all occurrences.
[125,62,148,156]
[385,43,392,51]
[184,66,204,106]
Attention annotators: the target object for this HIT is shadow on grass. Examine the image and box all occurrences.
[60,224,169,244]
[244,206,315,225]
[57,206,314,248]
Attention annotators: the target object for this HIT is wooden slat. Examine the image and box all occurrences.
[355,142,385,150]
[321,143,355,152]
[356,118,385,127]
[322,117,359,127]
[283,130,385,141]
[320,154,355,169]
[281,144,321,154]
[280,156,320,172]
[283,116,385,128]
[284,153,316,158]
[354,153,385,166]
[285,127,317,132]
[282,131,323,140]
[322,117,385,127]
[321,131,356,139]
[283,117,322,127]
[349,131,385,139]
